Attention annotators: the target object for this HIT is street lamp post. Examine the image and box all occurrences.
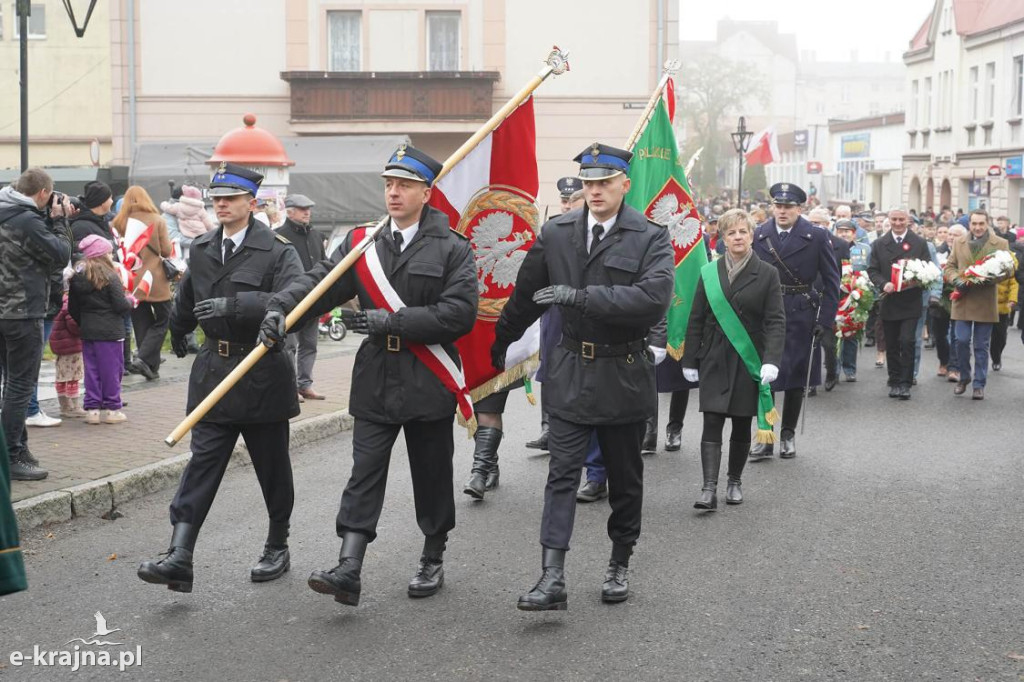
[730,116,753,208]
[17,0,29,172]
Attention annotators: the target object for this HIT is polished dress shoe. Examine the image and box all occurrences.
[953,381,968,396]
[525,417,549,451]
[407,554,444,598]
[888,385,900,398]
[992,362,1002,371]
[779,433,796,459]
[298,387,326,400]
[463,426,502,500]
[748,441,774,461]
[308,531,367,606]
[577,480,608,502]
[518,548,567,611]
[824,374,838,391]
[972,387,985,400]
[664,425,682,452]
[251,522,290,582]
[898,384,911,401]
[601,561,629,603]
[138,523,195,593]
[694,441,721,510]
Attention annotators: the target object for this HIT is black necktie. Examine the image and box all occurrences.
[895,236,903,245]
[393,230,404,253]
[779,231,788,242]
[223,239,235,263]
[591,224,605,253]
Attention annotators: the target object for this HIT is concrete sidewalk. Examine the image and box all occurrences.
[12,339,357,529]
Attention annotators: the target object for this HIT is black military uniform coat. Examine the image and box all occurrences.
[867,229,933,321]
[681,255,786,417]
[170,217,304,424]
[495,204,674,425]
[753,215,841,390]
[270,205,477,424]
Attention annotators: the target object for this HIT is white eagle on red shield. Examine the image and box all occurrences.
[646,177,701,254]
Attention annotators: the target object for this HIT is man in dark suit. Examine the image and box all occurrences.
[749,183,841,460]
[493,143,674,609]
[867,208,932,399]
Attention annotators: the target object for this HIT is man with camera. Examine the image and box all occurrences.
[0,168,75,480]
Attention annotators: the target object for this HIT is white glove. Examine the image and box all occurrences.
[760,363,779,385]
[683,367,699,383]
[648,346,667,365]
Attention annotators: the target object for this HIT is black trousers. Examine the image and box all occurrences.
[931,307,951,366]
[542,415,645,551]
[822,327,839,379]
[336,417,455,542]
[170,420,293,532]
[131,300,171,372]
[0,319,43,460]
[991,313,1010,364]
[667,390,690,429]
[882,317,919,387]
[779,388,804,435]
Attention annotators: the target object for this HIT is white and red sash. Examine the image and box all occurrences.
[351,226,474,424]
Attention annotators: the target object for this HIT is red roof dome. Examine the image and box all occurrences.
[208,114,294,167]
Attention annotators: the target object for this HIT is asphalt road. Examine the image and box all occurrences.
[3,341,1024,681]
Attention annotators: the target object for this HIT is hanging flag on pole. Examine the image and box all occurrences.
[429,97,542,405]
[744,127,779,166]
[624,98,708,359]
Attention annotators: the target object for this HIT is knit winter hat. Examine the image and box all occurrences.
[78,234,113,259]
[181,185,202,201]
[81,181,112,210]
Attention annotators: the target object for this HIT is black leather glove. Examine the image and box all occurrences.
[342,308,391,335]
[193,297,237,321]
[171,334,189,359]
[812,324,830,341]
[258,310,287,347]
[491,342,508,372]
[533,285,584,309]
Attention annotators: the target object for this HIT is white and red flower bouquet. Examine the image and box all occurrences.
[835,263,875,339]
[891,258,942,292]
[950,250,1015,301]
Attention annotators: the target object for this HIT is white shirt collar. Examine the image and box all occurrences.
[586,212,618,250]
[222,225,248,258]
[391,219,419,252]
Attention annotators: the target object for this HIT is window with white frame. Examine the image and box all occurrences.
[969,66,979,120]
[924,77,932,126]
[985,61,995,119]
[1013,55,1023,117]
[12,3,46,39]
[426,11,460,71]
[327,11,361,72]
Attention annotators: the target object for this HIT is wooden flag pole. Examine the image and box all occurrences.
[164,46,571,447]
[624,59,680,151]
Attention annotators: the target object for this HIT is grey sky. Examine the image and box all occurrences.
[680,0,936,63]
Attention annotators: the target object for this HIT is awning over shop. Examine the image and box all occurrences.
[129,134,410,227]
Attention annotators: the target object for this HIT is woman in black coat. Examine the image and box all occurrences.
[681,209,786,509]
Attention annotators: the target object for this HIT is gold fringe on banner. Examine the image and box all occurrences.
[456,352,541,438]
[764,406,779,426]
[755,428,776,444]
[667,342,685,361]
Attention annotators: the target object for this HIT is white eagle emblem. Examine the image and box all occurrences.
[471,211,528,294]
[649,193,700,249]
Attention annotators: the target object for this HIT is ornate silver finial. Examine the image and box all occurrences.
[663,59,681,76]
[545,46,571,76]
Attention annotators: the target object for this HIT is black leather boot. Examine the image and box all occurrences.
[525,411,549,450]
[307,531,367,606]
[138,523,195,593]
[464,426,502,499]
[725,440,749,505]
[665,423,682,452]
[694,441,722,510]
[9,454,47,481]
[517,547,567,611]
[251,522,290,582]
[641,414,657,454]
[748,440,774,461]
[601,543,631,603]
[408,534,446,598]
[779,430,796,459]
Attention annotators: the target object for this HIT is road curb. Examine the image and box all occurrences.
[13,409,354,532]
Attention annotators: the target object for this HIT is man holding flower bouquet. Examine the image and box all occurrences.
[942,209,1014,400]
[867,209,934,400]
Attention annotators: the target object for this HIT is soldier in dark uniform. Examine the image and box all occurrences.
[749,183,841,460]
[137,163,304,593]
[527,176,582,451]
[492,143,674,610]
[260,146,477,606]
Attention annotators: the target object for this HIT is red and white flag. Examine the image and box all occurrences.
[429,97,541,402]
[745,127,779,166]
[133,270,153,299]
[118,217,154,272]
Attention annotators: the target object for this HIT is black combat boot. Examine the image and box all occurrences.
[725,440,750,505]
[641,414,658,454]
[694,441,722,510]
[463,426,502,500]
[779,429,796,459]
[601,543,631,603]
[665,423,682,452]
[250,521,290,582]
[307,531,367,606]
[525,410,549,450]
[138,523,195,593]
[748,440,774,461]
[408,534,446,598]
[517,547,567,611]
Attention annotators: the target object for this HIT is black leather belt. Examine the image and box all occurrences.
[780,284,812,295]
[204,338,257,357]
[561,336,646,360]
[369,334,403,352]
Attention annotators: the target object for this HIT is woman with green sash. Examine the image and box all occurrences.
[681,210,786,509]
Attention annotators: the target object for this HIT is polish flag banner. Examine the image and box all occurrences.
[744,127,779,166]
[133,270,153,299]
[428,96,541,402]
[118,218,154,271]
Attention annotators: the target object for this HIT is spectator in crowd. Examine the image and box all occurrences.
[112,186,173,380]
[68,235,132,424]
[162,184,215,261]
[938,224,966,382]
[0,168,75,480]
[835,219,869,381]
[71,181,116,251]
[49,268,87,419]
[990,253,1018,371]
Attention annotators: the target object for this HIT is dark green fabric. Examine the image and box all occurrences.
[0,428,27,595]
